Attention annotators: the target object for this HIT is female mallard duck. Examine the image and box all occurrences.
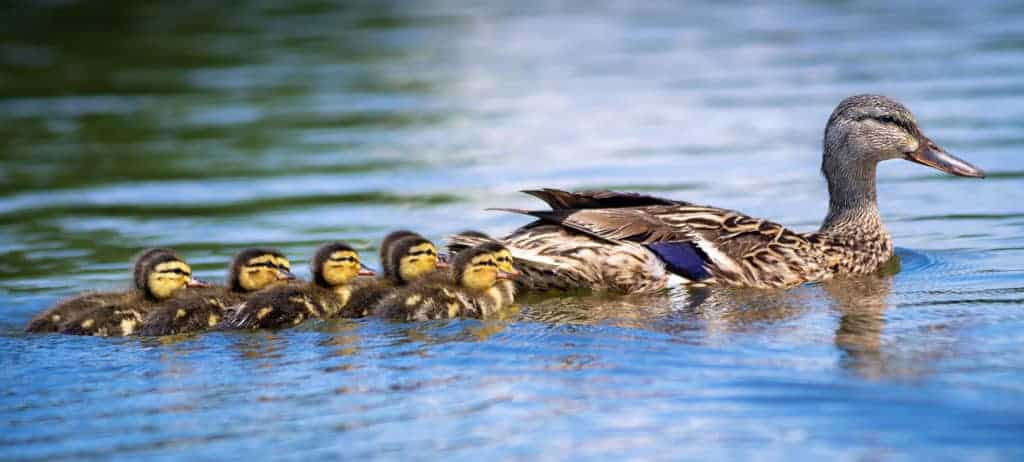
[26,248,208,336]
[374,242,516,321]
[451,95,986,292]
[226,242,375,329]
[139,248,295,335]
[343,232,446,315]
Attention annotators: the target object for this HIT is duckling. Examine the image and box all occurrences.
[374,242,515,321]
[226,242,376,329]
[379,230,420,275]
[344,233,446,316]
[446,230,519,307]
[26,248,207,336]
[139,248,295,336]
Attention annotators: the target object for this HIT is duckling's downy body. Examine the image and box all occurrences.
[375,242,515,321]
[452,95,986,292]
[26,249,206,336]
[227,242,374,329]
[140,248,295,336]
[344,233,444,316]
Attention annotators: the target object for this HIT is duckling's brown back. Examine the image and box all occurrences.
[140,286,244,336]
[373,283,487,321]
[344,277,397,317]
[25,290,127,333]
[227,282,347,329]
[55,291,153,336]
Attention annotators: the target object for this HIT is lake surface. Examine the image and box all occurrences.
[2,0,1024,460]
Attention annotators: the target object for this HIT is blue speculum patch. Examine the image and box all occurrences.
[645,241,712,280]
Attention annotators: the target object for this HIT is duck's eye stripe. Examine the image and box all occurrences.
[248,262,276,268]
[408,250,436,256]
[163,269,191,276]
[330,257,356,262]
[476,261,498,267]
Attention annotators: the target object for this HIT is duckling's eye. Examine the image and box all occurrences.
[162,268,191,277]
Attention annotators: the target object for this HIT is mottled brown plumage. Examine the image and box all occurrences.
[464,95,985,292]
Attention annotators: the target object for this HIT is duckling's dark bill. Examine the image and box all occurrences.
[907,137,985,178]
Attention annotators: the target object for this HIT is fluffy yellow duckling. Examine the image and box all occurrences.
[26,248,207,336]
[446,230,519,307]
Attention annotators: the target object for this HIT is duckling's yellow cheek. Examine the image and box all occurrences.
[241,269,275,291]
[462,268,496,291]
[323,264,358,286]
[147,274,186,300]
[417,257,437,275]
[400,257,436,281]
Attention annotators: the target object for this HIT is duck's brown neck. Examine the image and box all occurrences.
[819,160,889,240]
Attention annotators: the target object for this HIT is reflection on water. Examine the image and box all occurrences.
[3,0,1024,460]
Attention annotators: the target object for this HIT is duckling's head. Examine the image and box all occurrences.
[379,230,421,279]
[452,242,515,291]
[823,95,984,184]
[133,248,207,300]
[311,241,375,288]
[492,246,520,278]
[387,235,444,284]
[229,248,295,292]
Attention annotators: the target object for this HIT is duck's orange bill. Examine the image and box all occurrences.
[907,136,985,178]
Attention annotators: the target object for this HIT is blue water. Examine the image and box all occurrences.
[2,0,1024,460]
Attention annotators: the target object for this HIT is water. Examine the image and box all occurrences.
[2,0,1024,460]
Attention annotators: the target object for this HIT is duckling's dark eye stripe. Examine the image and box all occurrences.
[162,269,191,276]
[408,250,436,256]
[329,257,357,262]
[476,261,498,267]
[249,262,290,270]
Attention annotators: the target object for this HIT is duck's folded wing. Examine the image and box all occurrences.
[491,206,693,243]
[522,189,683,210]
[494,205,766,281]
